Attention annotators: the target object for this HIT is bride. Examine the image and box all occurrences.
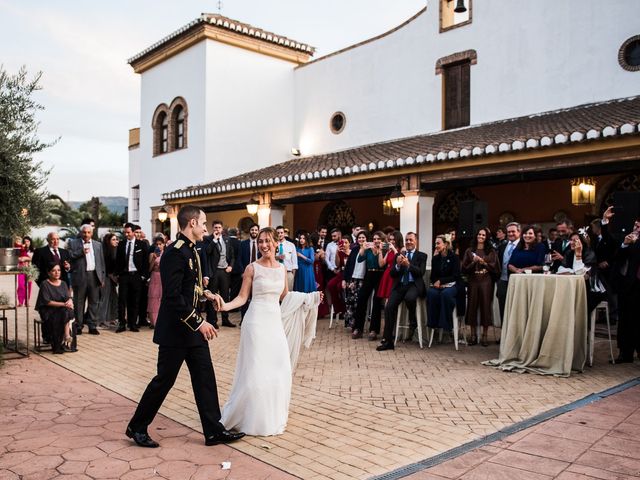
[207,227,320,436]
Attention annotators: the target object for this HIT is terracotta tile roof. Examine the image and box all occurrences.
[164,96,640,200]
[128,14,315,65]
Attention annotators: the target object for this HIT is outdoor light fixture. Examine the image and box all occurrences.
[291,147,301,156]
[454,0,467,13]
[389,183,405,210]
[157,207,168,223]
[246,196,259,215]
[570,177,596,206]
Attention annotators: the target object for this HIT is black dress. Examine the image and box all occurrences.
[35,280,74,353]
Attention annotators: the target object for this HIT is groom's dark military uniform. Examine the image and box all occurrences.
[128,233,225,440]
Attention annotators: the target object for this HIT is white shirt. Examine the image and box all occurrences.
[278,240,298,272]
[352,259,366,279]
[325,241,339,271]
[83,241,95,271]
[127,240,137,272]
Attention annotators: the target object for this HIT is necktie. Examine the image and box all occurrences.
[126,241,132,258]
[52,249,60,262]
[251,240,257,262]
[506,242,515,259]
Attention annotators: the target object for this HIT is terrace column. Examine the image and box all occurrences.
[398,177,435,267]
[256,192,284,228]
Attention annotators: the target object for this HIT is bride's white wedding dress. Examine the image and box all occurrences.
[221,262,292,436]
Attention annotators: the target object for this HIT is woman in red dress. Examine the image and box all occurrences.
[377,231,404,304]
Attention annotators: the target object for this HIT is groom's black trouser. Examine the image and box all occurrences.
[128,344,224,439]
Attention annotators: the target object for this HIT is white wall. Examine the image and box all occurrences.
[131,42,208,232]
[203,40,295,181]
[294,0,640,156]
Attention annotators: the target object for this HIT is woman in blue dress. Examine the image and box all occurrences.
[294,231,316,293]
[508,225,545,274]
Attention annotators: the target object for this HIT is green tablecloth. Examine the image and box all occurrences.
[484,274,587,377]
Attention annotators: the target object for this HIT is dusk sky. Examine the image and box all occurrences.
[0,0,426,201]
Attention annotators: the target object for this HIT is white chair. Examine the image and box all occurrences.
[394,297,426,348]
[428,306,466,351]
[588,300,615,366]
[329,304,337,329]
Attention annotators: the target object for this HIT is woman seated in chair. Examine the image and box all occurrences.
[461,227,500,346]
[35,263,76,354]
[427,234,460,333]
[508,224,545,274]
[561,231,605,314]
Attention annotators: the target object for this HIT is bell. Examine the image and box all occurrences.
[454,0,467,13]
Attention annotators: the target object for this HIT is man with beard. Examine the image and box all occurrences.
[239,223,260,320]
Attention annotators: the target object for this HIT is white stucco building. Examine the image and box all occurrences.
[128,0,640,250]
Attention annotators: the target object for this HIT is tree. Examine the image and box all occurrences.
[0,66,53,240]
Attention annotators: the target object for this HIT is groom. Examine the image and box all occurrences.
[126,205,245,447]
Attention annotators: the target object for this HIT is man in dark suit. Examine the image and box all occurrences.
[116,222,149,332]
[126,205,244,448]
[68,224,106,335]
[32,231,71,287]
[591,207,618,324]
[377,232,427,351]
[227,227,242,302]
[238,223,260,272]
[238,223,260,321]
[496,222,521,323]
[611,217,640,363]
[202,220,236,327]
[550,219,574,272]
[134,225,152,328]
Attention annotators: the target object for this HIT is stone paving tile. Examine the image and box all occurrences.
[3,291,640,479]
[0,355,295,480]
[408,384,640,480]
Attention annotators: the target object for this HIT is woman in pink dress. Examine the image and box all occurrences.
[377,231,404,304]
[17,236,34,306]
[146,236,165,326]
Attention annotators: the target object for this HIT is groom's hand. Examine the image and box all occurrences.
[199,321,218,341]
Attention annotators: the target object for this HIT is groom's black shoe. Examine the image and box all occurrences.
[205,429,245,446]
[221,320,236,328]
[126,426,159,448]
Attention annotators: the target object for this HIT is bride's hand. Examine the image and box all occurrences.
[318,291,324,303]
[214,294,226,312]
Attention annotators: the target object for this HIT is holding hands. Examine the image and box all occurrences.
[204,291,227,311]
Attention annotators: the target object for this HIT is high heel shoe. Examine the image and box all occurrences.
[481,334,489,347]
[468,336,478,346]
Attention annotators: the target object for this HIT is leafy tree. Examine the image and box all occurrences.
[0,66,53,239]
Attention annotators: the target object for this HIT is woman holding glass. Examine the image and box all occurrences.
[461,228,499,346]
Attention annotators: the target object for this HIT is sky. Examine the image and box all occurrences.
[0,0,426,202]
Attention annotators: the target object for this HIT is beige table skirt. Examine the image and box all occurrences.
[484,274,588,377]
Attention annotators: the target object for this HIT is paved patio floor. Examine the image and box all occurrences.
[3,295,638,479]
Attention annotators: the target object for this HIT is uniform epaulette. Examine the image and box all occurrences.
[174,239,185,249]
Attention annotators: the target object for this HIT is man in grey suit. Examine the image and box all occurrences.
[69,224,106,335]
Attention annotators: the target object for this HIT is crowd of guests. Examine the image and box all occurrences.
[19,205,640,363]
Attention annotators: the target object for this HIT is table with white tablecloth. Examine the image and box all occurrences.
[484,274,588,377]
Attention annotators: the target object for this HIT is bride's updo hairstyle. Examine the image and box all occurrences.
[259,227,278,249]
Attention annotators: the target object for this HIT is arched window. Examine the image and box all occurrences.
[174,106,185,149]
[169,97,188,151]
